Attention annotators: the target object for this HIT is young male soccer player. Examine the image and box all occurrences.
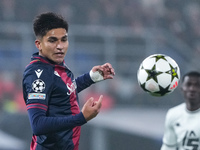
[22,12,115,150]
[161,71,200,150]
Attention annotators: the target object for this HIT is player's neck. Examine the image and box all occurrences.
[186,102,200,111]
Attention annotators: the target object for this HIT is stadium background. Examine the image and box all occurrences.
[0,0,200,149]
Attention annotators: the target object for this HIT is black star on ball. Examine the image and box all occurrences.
[145,65,162,83]
[153,85,171,96]
[167,64,179,82]
[151,54,167,62]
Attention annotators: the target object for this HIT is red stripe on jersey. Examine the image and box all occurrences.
[26,57,52,68]
[26,57,49,68]
[54,66,80,149]
[26,59,40,68]
[29,59,40,65]
[27,103,48,111]
[72,126,81,150]
[30,135,37,150]
[33,57,49,64]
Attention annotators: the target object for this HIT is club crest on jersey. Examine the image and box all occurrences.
[32,79,45,93]
[35,69,43,78]
[67,80,77,95]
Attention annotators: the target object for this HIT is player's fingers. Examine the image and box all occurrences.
[85,97,94,106]
[106,63,112,68]
[92,66,104,73]
[96,95,103,109]
[105,75,114,79]
[103,63,113,70]
[111,67,115,75]
[102,63,115,75]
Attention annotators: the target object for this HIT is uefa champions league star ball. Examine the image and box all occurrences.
[137,54,181,96]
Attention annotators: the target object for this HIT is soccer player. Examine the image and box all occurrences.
[22,12,115,150]
[161,71,200,150]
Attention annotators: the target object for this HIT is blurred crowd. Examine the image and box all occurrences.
[0,0,200,113]
[0,0,200,49]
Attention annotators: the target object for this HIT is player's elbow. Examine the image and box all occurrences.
[31,124,46,136]
[31,116,48,136]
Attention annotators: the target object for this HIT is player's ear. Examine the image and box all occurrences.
[35,39,42,50]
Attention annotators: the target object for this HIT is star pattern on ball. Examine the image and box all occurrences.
[166,64,179,81]
[145,65,162,83]
[153,85,171,96]
[151,54,167,62]
[140,83,150,92]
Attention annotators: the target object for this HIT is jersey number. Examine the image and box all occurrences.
[183,131,199,150]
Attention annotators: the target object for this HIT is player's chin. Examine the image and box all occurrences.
[54,58,64,64]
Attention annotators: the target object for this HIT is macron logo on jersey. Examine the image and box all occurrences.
[35,69,43,78]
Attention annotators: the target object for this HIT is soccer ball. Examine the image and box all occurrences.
[137,54,180,96]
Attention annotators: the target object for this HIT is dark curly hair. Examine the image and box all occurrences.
[33,12,68,38]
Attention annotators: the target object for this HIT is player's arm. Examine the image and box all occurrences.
[23,66,86,135]
[161,110,177,150]
[27,106,86,135]
[75,73,95,93]
[161,144,177,150]
[76,63,115,93]
[27,95,103,135]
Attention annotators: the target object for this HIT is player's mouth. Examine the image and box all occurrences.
[188,92,197,98]
[55,52,64,57]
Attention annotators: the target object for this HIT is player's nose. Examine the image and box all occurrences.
[56,41,64,50]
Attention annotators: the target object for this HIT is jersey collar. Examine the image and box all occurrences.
[31,52,68,69]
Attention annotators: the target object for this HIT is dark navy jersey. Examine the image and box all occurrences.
[23,52,94,150]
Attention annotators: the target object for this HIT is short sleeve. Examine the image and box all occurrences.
[162,110,177,147]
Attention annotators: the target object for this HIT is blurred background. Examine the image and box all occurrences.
[0,0,200,149]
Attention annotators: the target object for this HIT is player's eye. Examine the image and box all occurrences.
[62,38,67,42]
[62,36,68,42]
[48,37,58,43]
[48,39,56,43]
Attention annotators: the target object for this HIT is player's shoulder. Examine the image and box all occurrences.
[168,103,185,114]
[23,60,55,82]
[170,103,185,111]
[166,103,185,119]
[24,60,53,74]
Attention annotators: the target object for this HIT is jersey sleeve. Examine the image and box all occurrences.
[27,108,86,135]
[75,72,94,93]
[161,110,177,149]
[23,65,51,106]
[23,64,87,136]
[160,144,177,150]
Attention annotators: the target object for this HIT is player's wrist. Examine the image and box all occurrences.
[89,70,104,82]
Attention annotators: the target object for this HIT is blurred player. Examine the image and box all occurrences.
[22,12,115,150]
[161,71,200,150]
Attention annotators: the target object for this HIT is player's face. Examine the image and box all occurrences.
[182,76,200,103]
[35,28,68,64]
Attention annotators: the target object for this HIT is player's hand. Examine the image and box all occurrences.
[82,95,103,121]
[90,63,115,82]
